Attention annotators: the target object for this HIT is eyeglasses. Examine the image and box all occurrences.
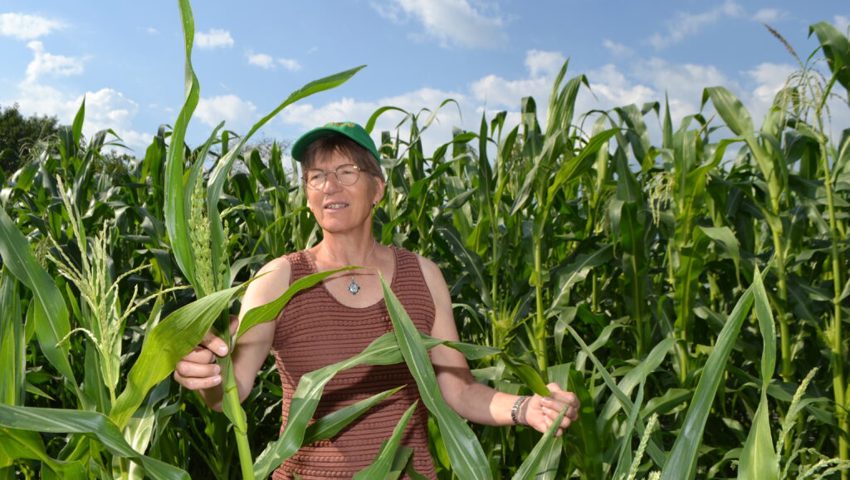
[304,164,362,190]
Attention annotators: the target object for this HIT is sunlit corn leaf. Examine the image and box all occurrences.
[737,269,778,480]
[164,0,202,291]
[0,405,189,480]
[354,401,418,479]
[306,386,404,442]
[237,268,351,337]
[252,331,493,479]
[660,283,757,480]
[0,207,77,389]
[110,284,246,429]
[0,271,24,406]
[381,276,492,480]
[810,22,850,103]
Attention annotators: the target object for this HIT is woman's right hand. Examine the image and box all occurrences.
[173,331,230,390]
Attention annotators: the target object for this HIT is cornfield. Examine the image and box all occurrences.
[1,1,849,479]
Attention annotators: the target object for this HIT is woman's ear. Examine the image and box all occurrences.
[372,176,385,205]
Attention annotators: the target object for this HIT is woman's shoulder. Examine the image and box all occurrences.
[245,253,296,304]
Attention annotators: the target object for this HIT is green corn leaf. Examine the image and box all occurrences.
[238,268,352,337]
[164,0,202,291]
[546,128,618,206]
[660,284,757,480]
[702,87,754,137]
[0,405,190,480]
[0,207,77,388]
[566,367,603,480]
[565,324,667,467]
[501,354,550,397]
[511,398,568,480]
[71,97,85,146]
[354,401,419,480]
[0,271,24,406]
[549,245,614,314]
[810,21,850,102]
[381,276,492,480]
[737,268,779,480]
[252,330,493,479]
[110,283,246,429]
[306,386,404,443]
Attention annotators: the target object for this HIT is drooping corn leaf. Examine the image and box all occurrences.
[0,208,77,389]
[382,276,492,480]
[0,405,189,480]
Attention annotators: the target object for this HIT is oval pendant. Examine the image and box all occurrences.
[348,277,361,295]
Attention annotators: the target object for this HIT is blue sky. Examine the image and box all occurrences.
[1,1,848,154]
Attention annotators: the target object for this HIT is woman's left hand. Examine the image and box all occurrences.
[521,383,581,437]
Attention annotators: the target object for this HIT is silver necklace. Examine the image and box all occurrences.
[347,241,378,295]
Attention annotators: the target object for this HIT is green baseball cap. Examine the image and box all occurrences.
[290,121,380,165]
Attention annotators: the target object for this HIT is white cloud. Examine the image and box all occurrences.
[753,9,785,23]
[603,39,632,56]
[373,0,507,48]
[649,0,744,49]
[470,50,566,108]
[525,50,566,78]
[471,74,551,108]
[248,52,275,69]
[835,15,850,34]
[196,28,234,49]
[24,41,84,83]
[9,81,150,152]
[582,64,656,111]
[632,57,733,118]
[247,52,301,71]
[279,87,467,153]
[0,12,63,40]
[146,26,159,35]
[746,63,795,105]
[278,58,301,71]
[196,95,257,130]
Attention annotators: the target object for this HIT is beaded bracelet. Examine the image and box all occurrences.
[511,395,528,425]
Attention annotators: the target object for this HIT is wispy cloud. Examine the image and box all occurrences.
[196,28,234,49]
[752,8,786,23]
[372,0,507,48]
[247,52,302,71]
[247,52,275,69]
[603,39,632,56]
[648,0,744,49]
[145,26,159,35]
[25,41,84,83]
[0,12,64,40]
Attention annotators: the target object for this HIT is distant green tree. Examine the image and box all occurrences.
[0,104,60,174]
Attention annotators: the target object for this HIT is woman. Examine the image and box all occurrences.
[173,121,580,479]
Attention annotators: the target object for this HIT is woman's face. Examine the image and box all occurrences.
[304,150,384,235]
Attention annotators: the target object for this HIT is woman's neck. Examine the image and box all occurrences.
[314,231,379,267]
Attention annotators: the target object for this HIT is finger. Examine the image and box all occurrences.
[173,370,222,390]
[174,360,221,379]
[183,346,218,364]
[199,331,229,357]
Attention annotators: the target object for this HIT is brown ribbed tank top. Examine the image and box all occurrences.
[271,246,438,479]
